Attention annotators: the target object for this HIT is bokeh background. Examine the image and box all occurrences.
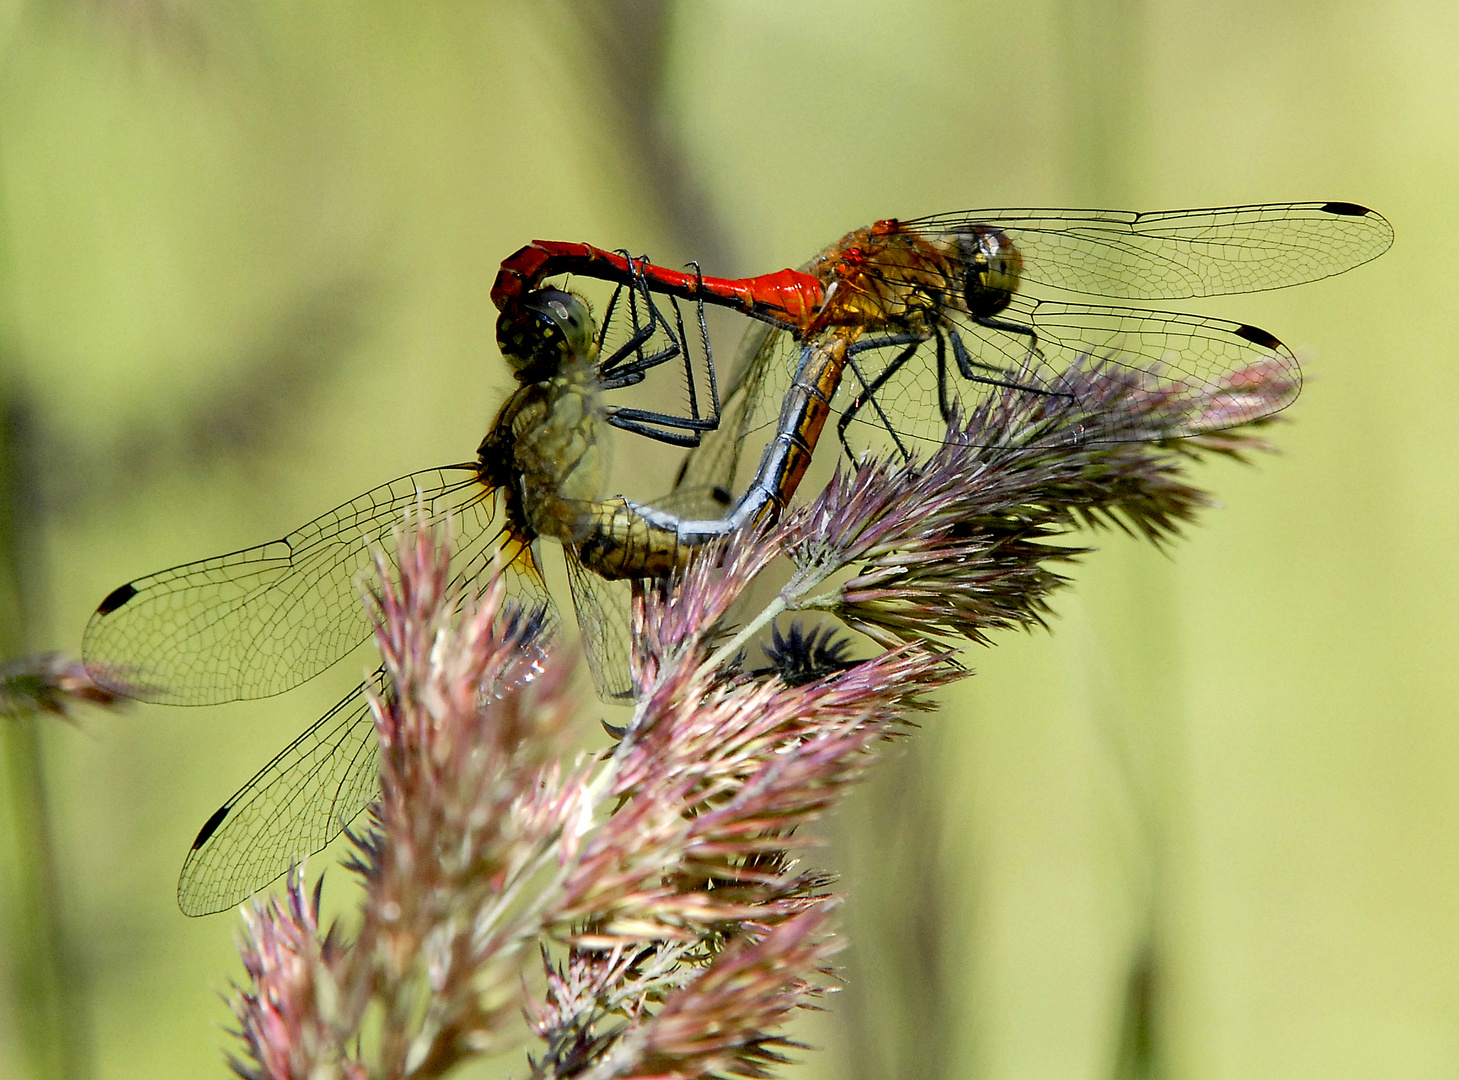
[0,2,1455,1078]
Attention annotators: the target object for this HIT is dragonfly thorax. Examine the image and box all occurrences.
[496,287,598,381]
[953,226,1022,320]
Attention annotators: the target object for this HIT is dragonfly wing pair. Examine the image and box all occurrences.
[84,464,558,915]
[87,279,703,915]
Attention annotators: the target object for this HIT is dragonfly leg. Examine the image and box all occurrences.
[670,291,701,424]
[947,326,1072,399]
[934,332,953,424]
[669,262,721,432]
[604,271,717,414]
[973,313,1044,378]
[596,253,675,378]
[690,262,721,424]
[605,407,716,447]
[657,283,721,433]
[596,279,624,353]
[598,348,679,389]
[593,281,687,386]
[838,333,927,462]
[602,260,723,447]
[597,319,674,380]
[597,256,706,384]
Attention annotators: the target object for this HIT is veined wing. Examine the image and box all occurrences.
[835,295,1301,457]
[83,464,526,705]
[902,202,1393,299]
[178,584,557,916]
[564,552,634,701]
[674,292,1304,479]
[666,319,786,515]
[176,555,556,916]
[176,671,383,916]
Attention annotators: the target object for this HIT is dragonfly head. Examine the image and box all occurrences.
[496,288,596,378]
[953,226,1023,319]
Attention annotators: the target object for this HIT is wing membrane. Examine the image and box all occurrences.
[177,578,559,916]
[903,202,1393,299]
[84,464,504,705]
[836,295,1300,456]
[176,672,383,916]
[565,552,634,701]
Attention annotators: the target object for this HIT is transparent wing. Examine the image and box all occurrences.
[176,671,382,916]
[834,295,1301,457]
[83,464,507,705]
[902,201,1393,299]
[666,320,787,514]
[564,551,634,701]
[176,570,558,917]
[672,293,1302,489]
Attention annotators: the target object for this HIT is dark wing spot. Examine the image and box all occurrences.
[711,486,733,507]
[1234,324,1283,350]
[96,582,138,615]
[191,803,231,850]
[1320,201,1371,217]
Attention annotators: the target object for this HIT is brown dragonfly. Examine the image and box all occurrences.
[84,273,726,915]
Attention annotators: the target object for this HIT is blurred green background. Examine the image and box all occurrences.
[0,1,1454,1078]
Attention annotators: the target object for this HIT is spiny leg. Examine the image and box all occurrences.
[691,261,720,423]
[598,254,681,381]
[973,312,1043,379]
[837,333,927,462]
[948,325,1072,399]
[603,260,722,446]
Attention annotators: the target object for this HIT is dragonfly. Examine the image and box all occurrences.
[83,272,730,916]
[496,202,1393,544]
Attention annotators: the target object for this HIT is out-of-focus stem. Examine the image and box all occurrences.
[0,395,84,1080]
[0,45,88,1066]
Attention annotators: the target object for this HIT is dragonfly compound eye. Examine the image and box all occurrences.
[955,226,1023,319]
[497,288,595,374]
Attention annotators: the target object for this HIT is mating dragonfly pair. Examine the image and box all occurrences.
[83,201,1393,915]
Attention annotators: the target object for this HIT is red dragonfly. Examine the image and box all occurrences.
[496,202,1392,542]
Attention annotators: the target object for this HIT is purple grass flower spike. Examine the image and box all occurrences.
[226,352,1288,1079]
[773,354,1292,651]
